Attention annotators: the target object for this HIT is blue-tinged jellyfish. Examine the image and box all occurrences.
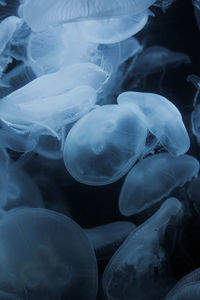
[187,176,200,216]
[22,0,157,32]
[0,149,43,210]
[63,104,147,185]
[0,16,21,77]
[187,74,200,144]
[117,91,190,156]
[164,268,200,300]
[76,10,150,44]
[102,197,183,300]
[26,23,102,76]
[119,153,199,216]
[0,84,98,155]
[0,208,98,299]
[85,221,136,260]
[193,0,200,30]
[3,62,108,104]
[0,1,6,6]
[132,46,191,86]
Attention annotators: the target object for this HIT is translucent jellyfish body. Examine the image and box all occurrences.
[187,176,200,215]
[164,268,200,300]
[85,221,136,260]
[187,74,200,144]
[119,153,199,216]
[63,104,147,185]
[102,197,183,300]
[22,0,157,32]
[26,23,101,76]
[0,16,20,54]
[193,0,200,30]
[3,62,108,105]
[77,11,149,44]
[117,91,190,156]
[0,16,21,76]
[133,46,191,77]
[0,150,43,210]
[0,208,98,299]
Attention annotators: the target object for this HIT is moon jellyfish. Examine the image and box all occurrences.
[119,153,199,216]
[26,24,100,76]
[117,91,190,156]
[63,104,147,185]
[102,197,183,300]
[3,62,108,105]
[0,16,20,54]
[164,268,200,300]
[0,16,21,76]
[18,85,97,133]
[85,221,136,260]
[0,149,43,210]
[22,0,157,32]
[77,11,149,44]
[0,208,98,299]
[132,46,191,87]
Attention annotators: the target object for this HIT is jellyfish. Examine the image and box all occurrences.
[119,153,199,216]
[187,74,200,107]
[85,221,136,260]
[22,0,158,32]
[0,208,98,299]
[0,16,20,54]
[117,91,190,156]
[76,10,149,44]
[102,197,183,300]
[193,0,200,30]
[0,1,6,6]
[0,64,36,98]
[63,104,147,185]
[187,74,200,144]
[164,268,200,300]
[0,149,43,210]
[2,62,108,105]
[0,16,21,77]
[187,176,200,215]
[26,23,102,76]
[133,46,191,76]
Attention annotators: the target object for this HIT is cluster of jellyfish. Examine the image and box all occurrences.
[0,0,200,299]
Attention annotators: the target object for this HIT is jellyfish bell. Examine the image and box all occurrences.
[133,46,191,78]
[117,91,190,156]
[22,0,157,32]
[76,10,149,44]
[0,149,43,210]
[0,208,98,299]
[119,153,199,216]
[63,104,147,186]
[3,62,108,105]
[85,221,136,260]
[102,197,183,300]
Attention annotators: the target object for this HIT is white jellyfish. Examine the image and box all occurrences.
[0,208,98,299]
[102,197,183,300]
[119,153,199,216]
[117,91,190,156]
[22,0,157,32]
[63,104,147,185]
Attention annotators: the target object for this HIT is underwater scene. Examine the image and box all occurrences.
[0,0,200,299]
